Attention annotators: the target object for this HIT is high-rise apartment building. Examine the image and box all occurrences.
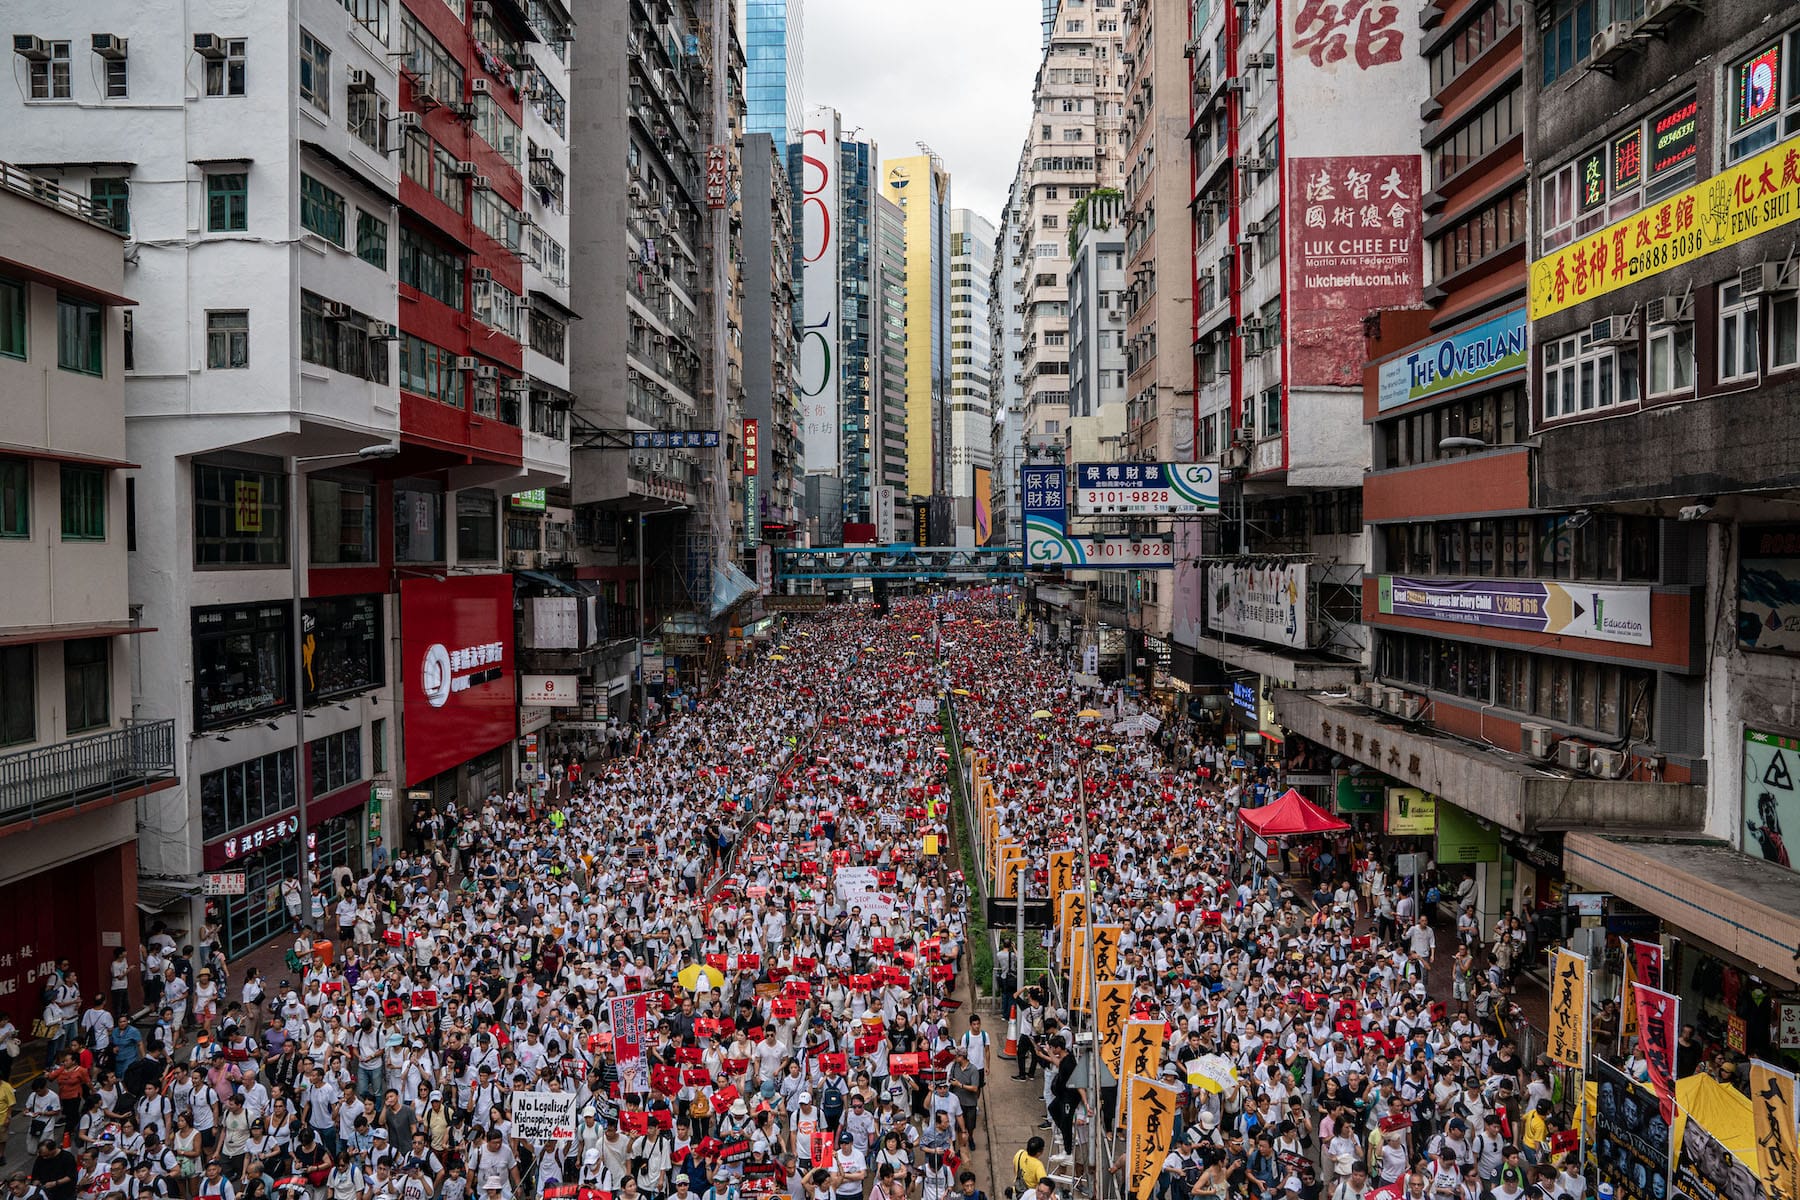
[949,209,996,544]
[744,0,803,156]
[874,192,911,533]
[3,0,571,957]
[881,153,953,504]
[740,132,802,552]
[988,168,1029,545]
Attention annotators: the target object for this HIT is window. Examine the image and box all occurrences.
[1429,0,1524,91]
[206,310,249,369]
[528,70,567,136]
[299,29,331,112]
[302,595,383,703]
[300,173,346,244]
[199,749,297,842]
[347,88,389,151]
[300,293,388,384]
[27,41,71,99]
[456,490,499,560]
[471,277,521,339]
[89,179,130,233]
[63,638,110,732]
[356,211,388,269]
[472,188,523,252]
[58,465,106,543]
[371,717,387,774]
[309,728,364,798]
[1431,186,1525,279]
[1429,86,1520,186]
[203,38,247,96]
[0,646,32,745]
[0,458,27,537]
[394,479,445,562]
[193,460,286,566]
[431,144,465,213]
[308,477,377,564]
[1647,322,1695,395]
[207,173,248,232]
[1540,0,1594,85]
[401,131,432,189]
[56,296,103,376]
[474,94,522,169]
[1719,281,1760,383]
[341,0,391,42]
[0,278,24,360]
[399,227,464,308]
[101,50,128,98]
[399,335,461,404]
[193,604,293,729]
[1728,35,1800,164]
[1542,330,1637,419]
[528,309,566,363]
[1775,293,1800,371]
[400,14,463,105]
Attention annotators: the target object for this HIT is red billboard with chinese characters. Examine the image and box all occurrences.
[400,574,516,786]
[743,418,760,474]
[1287,155,1422,386]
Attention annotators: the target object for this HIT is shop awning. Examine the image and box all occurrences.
[515,569,580,596]
[135,877,202,913]
[0,622,156,647]
[1563,831,1800,987]
[1239,788,1349,836]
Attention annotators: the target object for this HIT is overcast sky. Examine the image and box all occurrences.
[803,0,1043,226]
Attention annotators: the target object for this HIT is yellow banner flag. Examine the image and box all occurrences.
[1120,1019,1166,1082]
[1066,924,1088,994]
[999,846,1027,896]
[1057,888,1088,945]
[1547,949,1588,1069]
[1127,1077,1180,1200]
[1049,850,1077,902]
[1096,981,1132,1076]
[1751,1060,1800,1200]
[1092,925,1123,982]
[923,834,939,857]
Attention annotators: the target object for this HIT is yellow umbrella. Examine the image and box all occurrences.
[863,646,877,651]
[1077,708,1103,720]
[797,632,812,638]
[911,635,925,642]
[952,688,971,696]
[780,644,793,649]
[677,964,725,992]
[1097,744,1118,753]
[769,654,787,662]
[1031,709,1054,720]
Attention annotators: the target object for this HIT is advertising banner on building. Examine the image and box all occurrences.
[1207,562,1309,648]
[1172,523,1208,649]
[1379,576,1653,646]
[1596,1058,1673,1200]
[800,106,840,475]
[1378,308,1528,411]
[1435,803,1500,863]
[1530,132,1800,320]
[1072,462,1221,515]
[875,486,897,544]
[1385,787,1437,835]
[1739,524,1800,654]
[400,574,516,786]
[1548,949,1588,1069]
[1024,465,1172,569]
[519,674,579,707]
[1744,727,1800,871]
[974,466,993,545]
[1289,155,1423,385]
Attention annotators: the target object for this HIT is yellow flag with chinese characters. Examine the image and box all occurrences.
[1547,949,1587,1069]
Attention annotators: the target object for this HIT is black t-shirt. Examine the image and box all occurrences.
[33,1149,79,1200]
[1051,1055,1079,1104]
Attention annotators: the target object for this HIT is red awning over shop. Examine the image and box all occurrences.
[1238,788,1350,836]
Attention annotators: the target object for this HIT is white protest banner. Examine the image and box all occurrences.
[511,1091,579,1142]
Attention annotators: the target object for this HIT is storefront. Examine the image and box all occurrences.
[0,831,140,1031]
[398,574,517,816]
[206,811,303,960]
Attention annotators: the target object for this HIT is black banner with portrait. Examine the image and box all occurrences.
[1673,1114,1765,1200]
[1595,1058,1674,1200]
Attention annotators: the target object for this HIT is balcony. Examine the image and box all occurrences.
[0,720,178,829]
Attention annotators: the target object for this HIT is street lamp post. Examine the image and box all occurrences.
[288,443,399,921]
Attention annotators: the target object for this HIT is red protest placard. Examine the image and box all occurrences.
[871,937,895,954]
[411,989,438,1009]
[888,1052,922,1075]
[677,1046,704,1064]
[682,1068,712,1086]
[818,1052,847,1075]
[793,955,818,973]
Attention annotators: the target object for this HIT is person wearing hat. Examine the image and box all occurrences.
[830,1131,866,1200]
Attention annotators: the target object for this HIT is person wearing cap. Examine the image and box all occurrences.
[830,1131,866,1200]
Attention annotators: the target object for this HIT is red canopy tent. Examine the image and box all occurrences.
[1237,788,1349,837]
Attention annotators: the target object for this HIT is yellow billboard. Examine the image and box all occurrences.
[1529,132,1800,320]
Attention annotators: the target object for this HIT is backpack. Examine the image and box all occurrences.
[821,1079,846,1122]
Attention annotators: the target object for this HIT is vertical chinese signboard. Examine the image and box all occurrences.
[743,419,760,548]
[705,145,729,209]
[1547,948,1588,1068]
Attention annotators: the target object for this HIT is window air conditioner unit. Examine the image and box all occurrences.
[1588,313,1637,345]
[450,101,478,121]
[1522,722,1555,760]
[1555,740,1590,772]
[473,1,495,17]
[13,34,48,59]
[452,159,479,176]
[192,33,227,58]
[91,34,128,60]
[366,321,399,341]
[395,111,422,131]
[320,300,352,320]
[1644,292,1694,325]
[472,267,494,283]
[1240,156,1274,173]
[472,78,492,95]
[1395,695,1424,720]
[1640,0,1698,26]
[1246,217,1273,237]
[1590,22,1637,66]
[476,365,500,380]
[346,67,375,92]
[1245,52,1276,68]
[1587,747,1628,779]
[454,356,481,371]
[1224,76,1248,92]
[1740,260,1797,295]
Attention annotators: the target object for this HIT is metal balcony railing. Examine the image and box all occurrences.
[0,719,178,827]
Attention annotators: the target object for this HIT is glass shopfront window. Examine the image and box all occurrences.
[302,595,383,702]
[308,727,364,798]
[193,603,293,729]
[216,837,301,959]
[394,479,445,562]
[308,477,378,564]
[200,748,298,843]
[310,812,362,881]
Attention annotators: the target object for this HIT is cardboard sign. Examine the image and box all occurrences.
[512,1091,580,1141]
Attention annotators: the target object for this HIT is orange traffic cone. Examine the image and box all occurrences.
[1002,1005,1018,1060]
